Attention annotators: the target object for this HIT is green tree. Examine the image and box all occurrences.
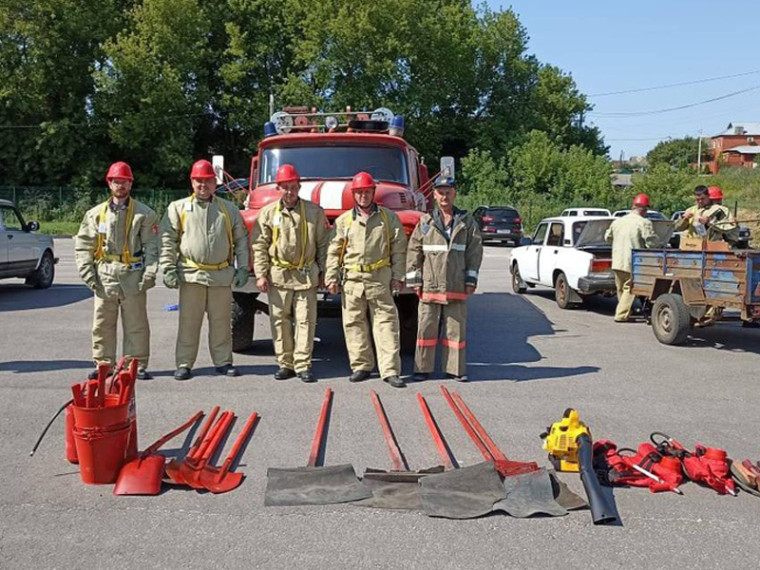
[631,163,694,214]
[646,136,705,169]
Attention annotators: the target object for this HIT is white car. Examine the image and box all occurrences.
[613,209,667,220]
[509,216,615,308]
[0,199,57,288]
[559,207,611,218]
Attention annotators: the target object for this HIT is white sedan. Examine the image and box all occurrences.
[0,199,57,288]
[509,216,615,308]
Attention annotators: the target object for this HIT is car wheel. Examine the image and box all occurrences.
[27,250,55,289]
[554,272,576,309]
[231,291,257,352]
[651,293,691,345]
[511,263,527,294]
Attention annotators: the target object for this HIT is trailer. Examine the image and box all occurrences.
[631,247,760,344]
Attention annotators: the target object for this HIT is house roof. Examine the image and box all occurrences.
[716,122,760,136]
[722,145,760,155]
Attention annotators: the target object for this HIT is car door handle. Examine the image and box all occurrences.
[553,249,557,254]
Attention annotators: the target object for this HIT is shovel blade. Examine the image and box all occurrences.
[264,464,372,506]
[199,467,244,494]
[164,459,187,485]
[113,454,166,496]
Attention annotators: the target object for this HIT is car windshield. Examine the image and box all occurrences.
[259,146,409,185]
[487,208,519,219]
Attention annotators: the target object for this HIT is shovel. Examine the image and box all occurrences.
[198,412,259,494]
[113,411,204,496]
[180,411,235,490]
[264,388,372,506]
[165,406,220,484]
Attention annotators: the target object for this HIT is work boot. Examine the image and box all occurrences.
[411,372,429,382]
[87,369,99,380]
[447,373,469,383]
[174,367,192,381]
[348,370,371,383]
[274,367,296,380]
[298,370,316,383]
[216,364,239,377]
[136,368,153,381]
[383,375,406,388]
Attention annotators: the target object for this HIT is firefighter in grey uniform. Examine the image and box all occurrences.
[406,177,483,382]
[75,161,158,380]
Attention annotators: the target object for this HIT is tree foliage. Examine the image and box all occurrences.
[646,136,707,169]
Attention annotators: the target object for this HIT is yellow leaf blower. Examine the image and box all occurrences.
[541,408,618,525]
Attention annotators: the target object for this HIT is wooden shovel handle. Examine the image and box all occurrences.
[370,390,405,471]
[308,388,333,467]
[216,412,258,480]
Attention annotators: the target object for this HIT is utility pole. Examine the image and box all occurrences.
[697,129,703,173]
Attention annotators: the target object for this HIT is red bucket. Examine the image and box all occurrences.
[74,422,132,485]
[71,394,129,429]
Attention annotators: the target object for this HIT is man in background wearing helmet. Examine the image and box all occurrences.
[406,176,483,382]
[325,171,407,388]
[604,193,659,322]
[707,186,740,245]
[675,185,738,244]
[160,159,250,380]
[252,164,330,383]
[75,162,159,380]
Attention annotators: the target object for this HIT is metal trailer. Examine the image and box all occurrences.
[631,248,760,344]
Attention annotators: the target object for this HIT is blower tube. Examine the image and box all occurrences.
[577,433,618,525]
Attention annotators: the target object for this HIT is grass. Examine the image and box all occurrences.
[37,221,80,236]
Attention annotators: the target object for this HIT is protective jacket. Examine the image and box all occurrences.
[406,207,483,303]
[75,198,159,297]
[160,195,249,287]
[252,198,330,290]
[604,213,658,273]
[674,204,738,242]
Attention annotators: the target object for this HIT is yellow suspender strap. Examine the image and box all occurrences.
[271,200,308,269]
[94,199,139,263]
[341,207,392,273]
[179,195,234,270]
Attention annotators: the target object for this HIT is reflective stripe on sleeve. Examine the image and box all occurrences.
[422,244,448,252]
[450,243,466,252]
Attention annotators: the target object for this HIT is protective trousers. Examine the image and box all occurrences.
[176,282,233,368]
[92,291,150,368]
[415,300,467,377]
[268,285,318,373]
[613,269,635,322]
[341,283,401,378]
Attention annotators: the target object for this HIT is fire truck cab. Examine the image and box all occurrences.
[229,106,442,354]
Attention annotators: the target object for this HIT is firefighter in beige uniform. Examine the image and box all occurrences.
[253,164,329,383]
[75,162,158,380]
[604,193,659,322]
[160,160,250,380]
[406,177,483,382]
[325,171,407,388]
[674,185,738,243]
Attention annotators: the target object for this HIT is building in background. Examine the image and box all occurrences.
[708,122,760,172]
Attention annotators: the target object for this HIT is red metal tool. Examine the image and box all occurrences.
[371,390,406,471]
[97,362,110,407]
[181,411,235,489]
[417,393,454,471]
[308,388,333,467]
[199,412,259,493]
[165,406,220,484]
[440,386,538,476]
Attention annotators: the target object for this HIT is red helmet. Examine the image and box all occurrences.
[106,161,133,182]
[350,171,376,192]
[707,186,724,200]
[275,164,300,185]
[632,193,651,208]
[190,159,215,179]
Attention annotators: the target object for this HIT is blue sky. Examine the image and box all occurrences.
[484,0,760,159]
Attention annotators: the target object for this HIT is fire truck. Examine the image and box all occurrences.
[223,106,449,353]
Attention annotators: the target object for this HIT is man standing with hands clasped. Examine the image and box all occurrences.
[252,164,330,383]
[325,171,407,388]
[160,159,250,380]
[406,176,482,382]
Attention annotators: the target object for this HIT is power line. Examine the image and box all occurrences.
[589,85,760,118]
[0,111,209,130]
[590,69,760,97]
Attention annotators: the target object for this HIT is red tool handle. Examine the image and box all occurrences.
[447,389,507,462]
[85,380,97,408]
[196,412,231,463]
[128,357,138,380]
[439,386,494,462]
[97,363,110,407]
[308,388,333,467]
[214,412,258,481]
[140,411,205,458]
[106,356,129,392]
[71,383,85,407]
[417,393,454,470]
[370,390,405,471]
[199,412,234,468]
[118,371,133,406]
[187,406,220,460]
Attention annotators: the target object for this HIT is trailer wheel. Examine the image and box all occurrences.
[511,263,527,294]
[651,293,691,345]
[232,291,257,352]
[554,272,577,309]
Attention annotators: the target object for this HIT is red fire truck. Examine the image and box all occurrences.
[225,106,447,353]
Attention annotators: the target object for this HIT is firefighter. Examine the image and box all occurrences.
[675,185,738,243]
[707,186,740,245]
[252,164,330,383]
[406,176,483,382]
[75,162,159,380]
[604,193,659,322]
[160,160,250,380]
[325,171,407,388]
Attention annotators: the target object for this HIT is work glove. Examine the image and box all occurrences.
[139,274,156,292]
[163,269,179,289]
[233,268,250,288]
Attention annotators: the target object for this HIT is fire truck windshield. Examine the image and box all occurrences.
[259,146,409,186]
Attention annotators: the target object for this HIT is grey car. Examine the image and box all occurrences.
[0,199,57,288]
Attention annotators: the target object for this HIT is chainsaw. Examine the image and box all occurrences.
[541,408,618,525]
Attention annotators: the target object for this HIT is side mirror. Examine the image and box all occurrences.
[26,221,40,232]
[519,237,532,246]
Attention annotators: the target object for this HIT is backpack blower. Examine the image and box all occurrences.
[541,409,619,525]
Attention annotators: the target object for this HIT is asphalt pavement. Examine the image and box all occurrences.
[1,239,759,569]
